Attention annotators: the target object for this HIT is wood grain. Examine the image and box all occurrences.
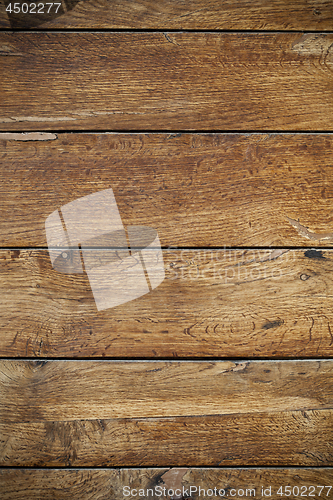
[1,468,333,499]
[1,33,333,131]
[2,359,332,422]
[0,1,11,29]
[2,133,333,248]
[37,0,333,31]
[2,249,333,358]
[1,360,332,466]
[3,409,332,466]
[2,0,333,30]
[1,8,333,480]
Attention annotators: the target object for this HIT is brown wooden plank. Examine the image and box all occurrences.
[2,360,332,422]
[1,411,332,466]
[2,0,333,30]
[1,468,333,500]
[1,33,333,131]
[0,1,11,29]
[2,133,333,248]
[0,360,332,466]
[40,0,333,31]
[1,248,333,358]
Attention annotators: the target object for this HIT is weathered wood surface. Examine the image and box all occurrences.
[2,360,332,421]
[0,1,10,29]
[0,7,332,481]
[2,249,333,357]
[3,409,332,466]
[1,34,333,131]
[1,468,333,499]
[2,0,333,30]
[1,360,332,466]
[1,133,333,248]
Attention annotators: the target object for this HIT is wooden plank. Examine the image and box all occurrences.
[1,468,333,499]
[2,409,332,466]
[3,0,333,30]
[1,33,333,131]
[1,133,333,248]
[0,2,11,29]
[0,360,332,466]
[36,0,333,31]
[2,248,333,358]
[2,360,332,422]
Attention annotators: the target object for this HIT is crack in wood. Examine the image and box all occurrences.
[286,216,333,241]
[0,133,57,141]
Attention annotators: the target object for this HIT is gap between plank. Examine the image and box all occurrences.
[0,465,332,470]
[1,29,333,34]
[3,246,333,250]
[1,130,333,135]
[1,357,332,361]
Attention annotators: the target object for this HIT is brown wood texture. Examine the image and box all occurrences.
[2,0,333,30]
[1,1,333,485]
[2,133,333,248]
[1,360,332,466]
[1,33,333,131]
[2,248,333,358]
[3,360,332,421]
[1,468,333,499]
[3,409,332,466]
[0,1,10,29]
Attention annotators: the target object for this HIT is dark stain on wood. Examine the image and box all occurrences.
[304,249,326,259]
[262,319,284,330]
